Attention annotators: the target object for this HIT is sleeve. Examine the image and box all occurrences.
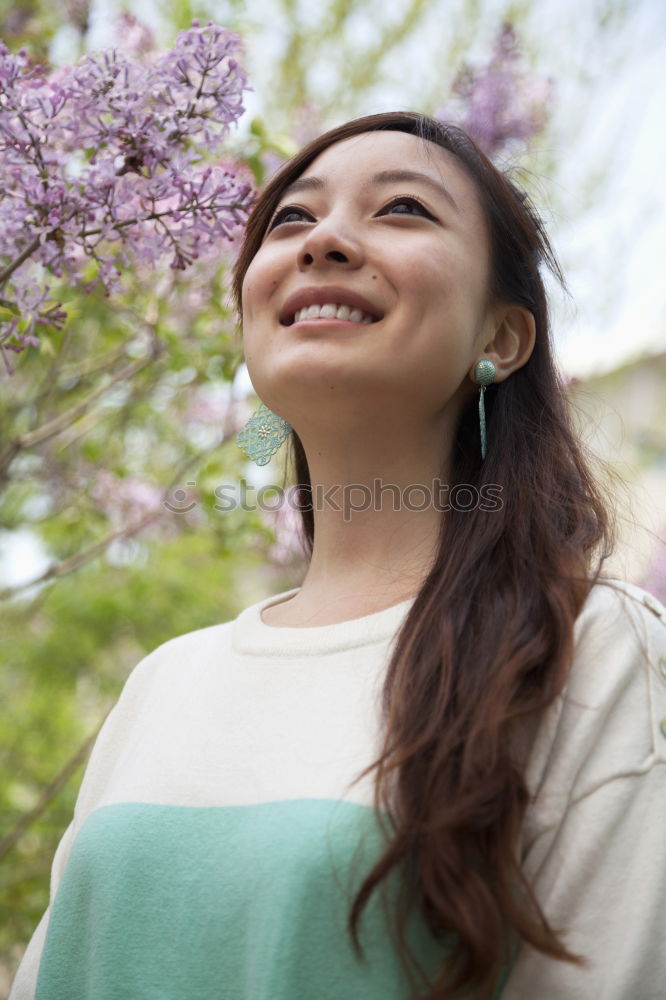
[501,586,666,1000]
[8,646,163,1000]
[502,764,666,1000]
[8,824,77,1000]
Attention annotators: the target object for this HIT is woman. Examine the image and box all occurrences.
[10,112,666,1000]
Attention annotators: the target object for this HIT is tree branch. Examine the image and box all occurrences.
[0,441,224,601]
[0,235,43,287]
[0,718,106,863]
[0,508,164,601]
[0,347,163,477]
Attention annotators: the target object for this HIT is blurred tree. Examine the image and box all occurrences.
[1,0,635,984]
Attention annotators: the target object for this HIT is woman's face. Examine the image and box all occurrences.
[241,130,496,426]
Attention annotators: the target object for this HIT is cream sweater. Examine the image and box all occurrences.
[9,578,666,999]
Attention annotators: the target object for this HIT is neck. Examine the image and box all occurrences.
[283,411,455,621]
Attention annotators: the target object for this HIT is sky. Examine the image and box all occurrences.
[522,0,666,376]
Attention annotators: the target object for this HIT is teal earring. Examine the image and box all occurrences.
[236,402,292,466]
[474,359,496,460]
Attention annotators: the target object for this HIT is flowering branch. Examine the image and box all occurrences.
[0,21,254,372]
[438,22,554,159]
[0,348,162,477]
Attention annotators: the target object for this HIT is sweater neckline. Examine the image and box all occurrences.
[232,588,415,657]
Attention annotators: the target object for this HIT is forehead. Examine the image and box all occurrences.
[288,130,483,218]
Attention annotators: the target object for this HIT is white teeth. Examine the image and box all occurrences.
[291,302,375,324]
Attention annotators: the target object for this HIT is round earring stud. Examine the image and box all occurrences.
[474,359,496,386]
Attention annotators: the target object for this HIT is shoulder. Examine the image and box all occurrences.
[574,576,666,648]
[522,578,666,835]
[570,577,666,701]
[566,577,666,760]
[68,618,239,815]
[93,587,294,722]
[146,618,237,665]
[106,619,237,721]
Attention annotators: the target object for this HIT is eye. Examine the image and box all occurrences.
[267,205,314,231]
[380,195,436,219]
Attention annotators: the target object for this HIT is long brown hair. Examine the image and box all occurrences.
[232,112,615,999]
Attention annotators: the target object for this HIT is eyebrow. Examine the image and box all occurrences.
[280,169,460,212]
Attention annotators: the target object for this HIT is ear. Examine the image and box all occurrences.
[471,304,536,383]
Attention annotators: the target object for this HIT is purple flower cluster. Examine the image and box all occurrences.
[439,23,554,159]
[0,22,253,372]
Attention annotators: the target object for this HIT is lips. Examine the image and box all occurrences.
[279,285,384,326]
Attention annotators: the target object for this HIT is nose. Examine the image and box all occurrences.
[297,216,365,272]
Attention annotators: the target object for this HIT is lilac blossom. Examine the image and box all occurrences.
[0,22,253,372]
[90,468,163,523]
[438,23,554,159]
[87,468,192,541]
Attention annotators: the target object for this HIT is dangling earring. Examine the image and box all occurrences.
[474,359,496,461]
[236,402,291,466]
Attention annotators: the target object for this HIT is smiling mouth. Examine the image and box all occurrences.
[283,303,381,326]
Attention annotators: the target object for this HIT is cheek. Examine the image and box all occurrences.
[412,245,488,322]
[240,269,261,326]
[241,247,279,317]
[241,268,283,368]
[396,250,488,378]
[403,253,468,323]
